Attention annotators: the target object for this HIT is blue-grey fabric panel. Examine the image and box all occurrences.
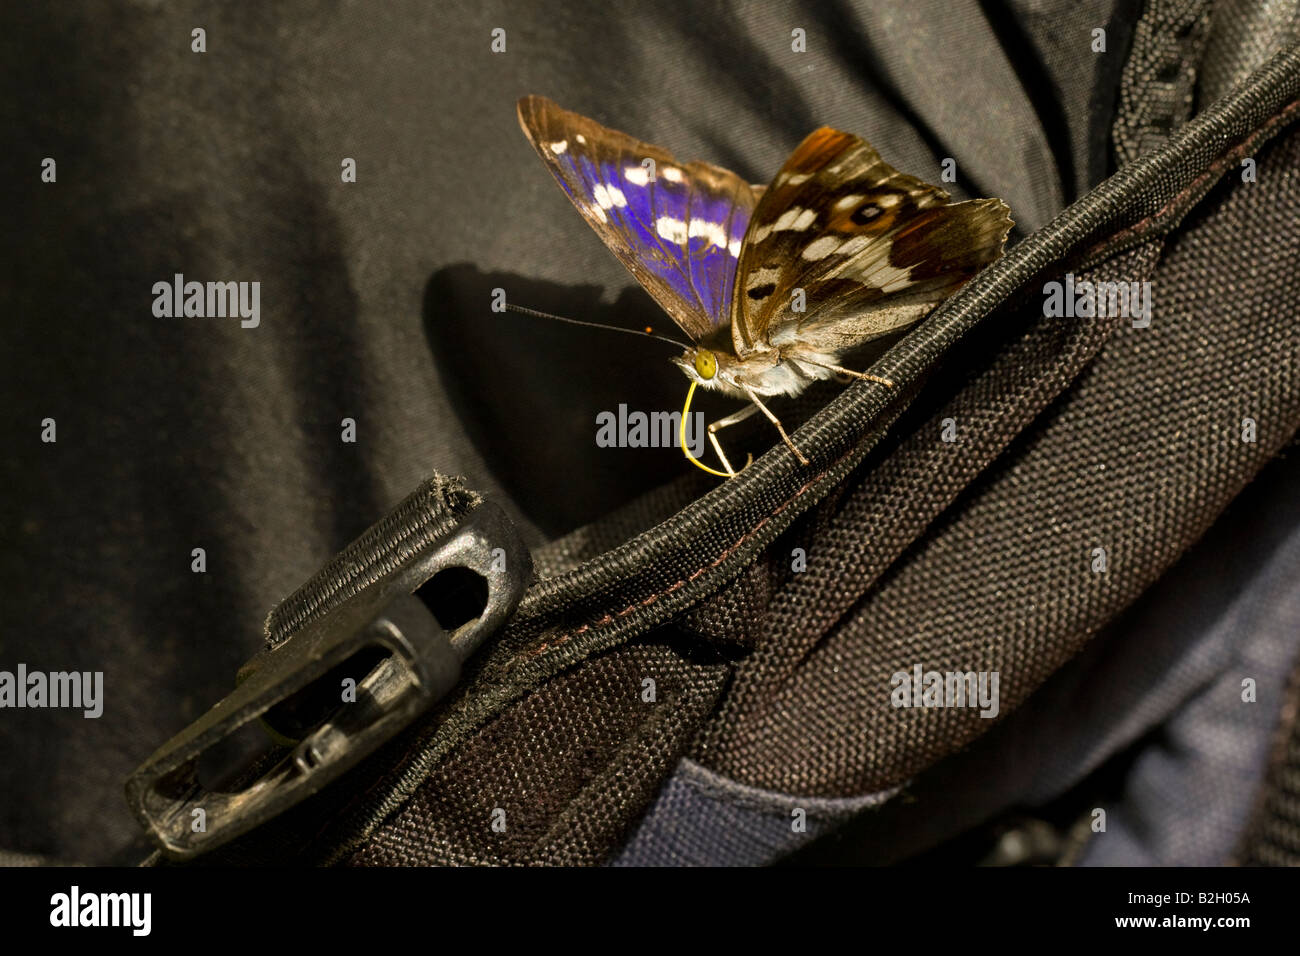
[611,758,897,866]
[1077,521,1300,865]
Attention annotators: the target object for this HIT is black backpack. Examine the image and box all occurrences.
[6,0,1300,869]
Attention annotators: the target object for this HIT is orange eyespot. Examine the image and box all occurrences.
[694,349,717,380]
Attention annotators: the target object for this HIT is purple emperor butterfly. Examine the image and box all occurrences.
[517,95,1013,476]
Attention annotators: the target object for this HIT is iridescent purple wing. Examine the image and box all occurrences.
[517,96,759,343]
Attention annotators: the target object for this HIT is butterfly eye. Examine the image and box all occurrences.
[694,349,717,379]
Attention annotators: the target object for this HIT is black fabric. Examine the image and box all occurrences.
[347,641,730,866]
[4,1,1300,867]
[0,0,1107,863]
[312,57,1300,864]
[700,119,1300,796]
[1112,0,1213,163]
[786,445,1300,865]
[326,49,1300,864]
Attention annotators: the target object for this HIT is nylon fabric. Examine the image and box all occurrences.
[2,0,1084,862]
[346,642,729,866]
[6,1,1300,867]
[325,52,1300,864]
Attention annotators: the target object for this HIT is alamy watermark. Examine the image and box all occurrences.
[50,886,150,936]
[890,664,999,718]
[0,664,103,718]
[1043,273,1151,328]
[152,273,260,328]
[595,404,706,457]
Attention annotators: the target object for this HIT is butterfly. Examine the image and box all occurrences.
[516,95,1013,476]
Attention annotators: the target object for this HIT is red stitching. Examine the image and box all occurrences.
[514,460,841,664]
[1087,97,1300,260]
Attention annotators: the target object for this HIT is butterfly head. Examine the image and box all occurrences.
[673,346,729,390]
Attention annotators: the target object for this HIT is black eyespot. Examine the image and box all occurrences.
[747,283,776,300]
[851,203,883,225]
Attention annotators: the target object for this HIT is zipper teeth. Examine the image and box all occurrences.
[262,475,481,650]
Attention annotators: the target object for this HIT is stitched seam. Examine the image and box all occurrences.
[1087,97,1300,260]
[514,455,848,665]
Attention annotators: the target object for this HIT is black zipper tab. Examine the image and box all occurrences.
[126,500,530,859]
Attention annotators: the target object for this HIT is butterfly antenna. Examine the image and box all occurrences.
[504,303,689,348]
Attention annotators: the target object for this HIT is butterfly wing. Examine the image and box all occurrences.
[732,128,1013,357]
[518,96,759,344]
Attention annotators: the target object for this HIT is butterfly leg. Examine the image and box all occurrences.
[707,404,760,476]
[741,385,810,466]
[799,358,895,388]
